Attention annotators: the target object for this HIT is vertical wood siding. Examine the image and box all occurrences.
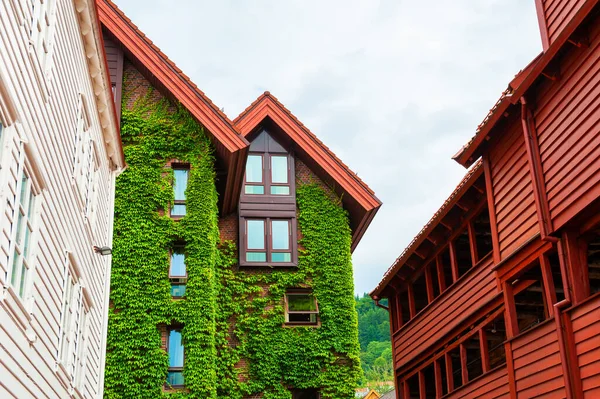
[392,257,496,370]
[535,20,600,230]
[102,34,123,120]
[511,322,566,398]
[570,295,600,398]
[0,1,117,398]
[445,367,510,399]
[489,121,539,259]
[542,0,586,45]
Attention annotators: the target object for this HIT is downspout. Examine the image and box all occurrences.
[520,97,582,399]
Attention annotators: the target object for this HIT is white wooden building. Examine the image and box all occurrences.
[0,0,124,397]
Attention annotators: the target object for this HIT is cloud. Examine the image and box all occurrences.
[113,0,542,294]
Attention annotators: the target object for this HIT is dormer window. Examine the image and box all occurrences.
[242,130,293,198]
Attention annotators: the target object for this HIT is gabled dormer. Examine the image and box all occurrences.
[239,129,297,267]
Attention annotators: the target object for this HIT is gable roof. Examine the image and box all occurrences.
[97,0,249,213]
[235,92,382,252]
[380,390,396,399]
[453,0,600,167]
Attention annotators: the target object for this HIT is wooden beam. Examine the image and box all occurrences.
[460,343,469,385]
[467,220,479,265]
[503,281,519,338]
[407,283,416,318]
[562,230,590,304]
[395,292,403,330]
[540,254,557,318]
[402,379,410,399]
[425,265,435,303]
[434,359,443,399]
[436,255,447,293]
[449,241,460,282]
[419,370,427,399]
[483,156,501,263]
[479,328,490,373]
[445,352,454,392]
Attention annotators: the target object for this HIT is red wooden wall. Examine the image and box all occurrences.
[571,295,600,398]
[510,322,566,398]
[488,122,539,260]
[534,19,600,231]
[445,367,510,399]
[537,0,587,48]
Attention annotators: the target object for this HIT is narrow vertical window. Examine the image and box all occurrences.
[246,219,266,262]
[172,168,188,217]
[8,166,37,298]
[271,220,291,262]
[244,155,264,194]
[270,155,290,195]
[170,246,186,298]
[167,327,184,387]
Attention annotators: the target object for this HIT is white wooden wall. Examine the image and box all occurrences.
[0,0,121,397]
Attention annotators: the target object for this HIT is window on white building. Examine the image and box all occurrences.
[30,0,57,71]
[57,255,90,386]
[72,96,98,220]
[6,147,38,299]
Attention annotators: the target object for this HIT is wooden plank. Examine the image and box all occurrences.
[425,265,435,303]
[540,254,557,317]
[449,241,459,282]
[445,352,454,392]
[479,328,490,373]
[407,283,416,319]
[436,255,447,293]
[467,221,478,265]
[419,370,426,399]
[483,156,501,263]
[460,343,469,384]
[503,281,519,338]
[434,359,443,399]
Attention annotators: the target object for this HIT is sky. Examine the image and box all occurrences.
[113,0,543,295]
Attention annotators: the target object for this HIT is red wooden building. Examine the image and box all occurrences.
[371,1,600,398]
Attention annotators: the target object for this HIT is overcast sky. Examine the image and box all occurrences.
[113,0,542,295]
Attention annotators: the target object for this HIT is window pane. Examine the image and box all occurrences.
[170,250,186,276]
[246,155,263,183]
[289,313,317,324]
[168,330,184,367]
[271,252,291,262]
[19,264,27,297]
[10,248,19,287]
[173,169,188,201]
[288,294,317,312]
[167,371,184,386]
[247,220,265,250]
[245,185,265,195]
[246,252,266,262]
[171,284,186,298]
[271,220,290,250]
[171,204,186,216]
[271,186,290,195]
[271,156,288,184]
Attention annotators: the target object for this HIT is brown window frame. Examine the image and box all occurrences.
[243,151,295,197]
[239,216,297,267]
[170,164,189,219]
[169,244,187,299]
[166,326,185,389]
[284,289,319,326]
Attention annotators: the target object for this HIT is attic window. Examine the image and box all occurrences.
[243,130,293,197]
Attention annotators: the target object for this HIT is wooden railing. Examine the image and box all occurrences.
[393,256,497,370]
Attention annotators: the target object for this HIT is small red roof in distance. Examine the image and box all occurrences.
[235,92,382,252]
[97,0,249,214]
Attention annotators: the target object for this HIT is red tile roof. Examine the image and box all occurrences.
[235,92,382,251]
[371,160,482,297]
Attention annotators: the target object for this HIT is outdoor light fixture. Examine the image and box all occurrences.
[93,246,112,256]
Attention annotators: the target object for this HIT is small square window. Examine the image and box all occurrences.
[285,291,319,325]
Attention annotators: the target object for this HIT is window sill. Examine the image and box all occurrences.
[284,321,321,328]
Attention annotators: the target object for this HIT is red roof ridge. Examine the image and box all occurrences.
[371,160,483,297]
[236,91,378,198]
[100,0,240,137]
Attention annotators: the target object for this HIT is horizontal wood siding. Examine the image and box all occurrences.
[535,17,600,230]
[392,257,496,370]
[570,295,600,398]
[511,321,566,398]
[445,367,510,399]
[0,1,118,397]
[489,120,538,259]
[543,0,586,45]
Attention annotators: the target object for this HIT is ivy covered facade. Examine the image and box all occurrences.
[99,2,381,398]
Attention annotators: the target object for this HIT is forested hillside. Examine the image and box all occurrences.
[355,294,393,388]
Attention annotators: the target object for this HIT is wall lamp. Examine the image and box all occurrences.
[93,246,112,256]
